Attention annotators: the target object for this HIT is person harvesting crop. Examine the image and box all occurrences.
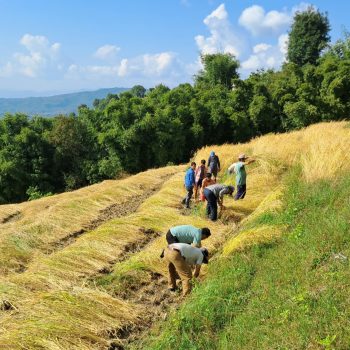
[228,154,255,200]
[164,243,209,296]
[203,183,234,221]
[165,225,211,247]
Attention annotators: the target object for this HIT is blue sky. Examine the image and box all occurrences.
[0,0,348,97]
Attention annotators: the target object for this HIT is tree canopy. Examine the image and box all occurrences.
[1,10,350,204]
[287,7,331,66]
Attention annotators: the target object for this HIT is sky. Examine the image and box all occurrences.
[0,0,348,97]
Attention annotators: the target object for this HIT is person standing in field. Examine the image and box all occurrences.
[194,159,207,200]
[164,243,209,295]
[228,154,255,200]
[200,172,216,201]
[203,183,234,221]
[182,162,196,208]
[207,151,220,181]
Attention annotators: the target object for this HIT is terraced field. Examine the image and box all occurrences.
[1,122,350,350]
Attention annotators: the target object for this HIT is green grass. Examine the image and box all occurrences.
[139,169,350,350]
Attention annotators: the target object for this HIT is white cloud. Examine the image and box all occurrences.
[64,52,178,88]
[278,34,289,56]
[239,5,290,36]
[195,4,241,57]
[94,45,120,60]
[142,52,174,75]
[253,43,272,54]
[241,34,288,72]
[118,58,129,77]
[0,34,63,78]
[241,55,260,70]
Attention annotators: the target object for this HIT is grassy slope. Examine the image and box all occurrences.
[139,122,350,350]
[1,122,350,349]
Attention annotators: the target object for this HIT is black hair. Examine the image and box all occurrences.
[206,172,212,178]
[201,248,209,264]
[191,161,196,166]
[201,159,206,165]
[201,228,211,237]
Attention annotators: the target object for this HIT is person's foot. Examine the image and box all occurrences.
[168,287,177,292]
[186,206,190,209]
[181,198,186,204]
[159,249,165,258]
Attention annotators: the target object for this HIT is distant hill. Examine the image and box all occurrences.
[0,87,129,116]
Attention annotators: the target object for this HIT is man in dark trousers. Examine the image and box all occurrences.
[182,162,196,208]
[164,243,209,296]
[204,183,234,221]
[228,154,255,200]
[207,151,220,181]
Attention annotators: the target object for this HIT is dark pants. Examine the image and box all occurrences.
[166,230,179,244]
[235,184,246,200]
[182,186,193,208]
[204,188,218,221]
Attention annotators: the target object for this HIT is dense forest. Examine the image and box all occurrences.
[1,7,349,204]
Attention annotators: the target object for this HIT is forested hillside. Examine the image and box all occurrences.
[1,7,349,204]
[0,87,128,117]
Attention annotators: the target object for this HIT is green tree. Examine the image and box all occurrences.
[130,85,146,98]
[287,7,330,66]
[195,53,239,89]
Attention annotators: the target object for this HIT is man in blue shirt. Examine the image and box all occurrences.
[182,162,196,208]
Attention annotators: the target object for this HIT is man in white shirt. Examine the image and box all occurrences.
[164,243,209,296]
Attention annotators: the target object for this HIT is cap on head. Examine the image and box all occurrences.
[201,227,211,238]
[201,248,209,264]
[210,151,215,156]
[238,153,247,160]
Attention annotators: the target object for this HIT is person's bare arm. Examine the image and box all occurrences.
[193,265,201,278]
[245,158,255,165]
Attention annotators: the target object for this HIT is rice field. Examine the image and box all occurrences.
[1,121,349,349]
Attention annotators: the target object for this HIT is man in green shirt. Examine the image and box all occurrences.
[228,154,255,200]
[160,225,210,258]
[167,225,211,247]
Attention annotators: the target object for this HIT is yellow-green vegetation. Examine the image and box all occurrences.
[1,122,350,349]
[142,122,350,350]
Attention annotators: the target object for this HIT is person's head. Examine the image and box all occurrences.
[206,172,212,179]
[201,248,209,264]
[191,161,196,169]
[201,227,211,240]
[238,153,248,161]
[210,151,215,156]
[201,159,206,165]
[227,185,235,196]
